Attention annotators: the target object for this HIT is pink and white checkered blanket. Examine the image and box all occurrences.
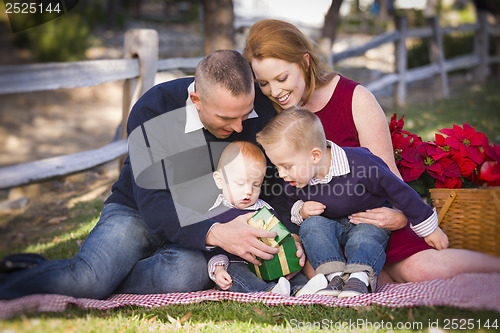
[1,273,499,319]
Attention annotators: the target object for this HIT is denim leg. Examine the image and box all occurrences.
[299,216,347,275]
[226,262,279,293]
[344,223,390,291]
[116,244,212,294]
[289,272,309,296]
[0,203,162,300]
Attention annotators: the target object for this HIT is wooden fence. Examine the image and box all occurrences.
[334,12,500,106]
[0,11,498,190]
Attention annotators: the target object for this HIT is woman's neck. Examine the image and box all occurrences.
[303,74,339,112]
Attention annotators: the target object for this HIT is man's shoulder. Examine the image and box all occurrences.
[154,76,194,92]
[145,77,194,104]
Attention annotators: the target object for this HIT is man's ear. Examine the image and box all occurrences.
[311,147,322,165]
[213,171,224,189]
[190,92,202,111]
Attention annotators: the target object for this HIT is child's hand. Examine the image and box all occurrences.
[300,201,326,220]
[292,234,306,267]
[424,227,449,250]
[214,266,233,290]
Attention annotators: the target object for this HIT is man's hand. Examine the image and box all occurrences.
[214,266,233,290]
[424,227,449,250]
[300,201,325,220]
[348,207,407,231]
[206,212,279,265]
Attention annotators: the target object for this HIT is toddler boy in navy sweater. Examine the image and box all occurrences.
[256,107,448,297]
[205,141,327,296]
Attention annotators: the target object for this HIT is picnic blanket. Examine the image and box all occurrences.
[1,273,499,319]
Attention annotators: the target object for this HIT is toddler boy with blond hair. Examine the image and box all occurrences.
[256,107,448,297]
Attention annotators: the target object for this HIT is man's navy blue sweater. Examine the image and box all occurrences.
[105,77,276,250]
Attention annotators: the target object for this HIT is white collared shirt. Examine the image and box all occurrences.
[291,140,350,225]
[208,194,273,212]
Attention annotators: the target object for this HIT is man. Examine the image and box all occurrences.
[0,50,286,300]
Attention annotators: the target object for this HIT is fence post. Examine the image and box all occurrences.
[427,16,449,98]
[121,29,159,140]
[394,15,408,106]
[474,10,489,83]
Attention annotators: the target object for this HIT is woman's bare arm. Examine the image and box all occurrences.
[349,85,407,231]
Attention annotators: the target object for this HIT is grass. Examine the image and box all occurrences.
[1,78,500,331]
[389,77,500,144]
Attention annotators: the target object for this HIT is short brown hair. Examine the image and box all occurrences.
[256,106,326,152]
[195,50,254,102]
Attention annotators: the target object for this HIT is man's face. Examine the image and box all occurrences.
[214,154,266,209]
[191,86,255,139]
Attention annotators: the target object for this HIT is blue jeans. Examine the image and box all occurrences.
[0,203,212,300]
[299,215,390,291]
[225,262,308,295]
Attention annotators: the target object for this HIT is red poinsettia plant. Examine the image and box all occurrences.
[390,113,500,196]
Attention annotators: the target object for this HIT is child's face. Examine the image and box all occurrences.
[264,142,316,188]
[214,154,266,209]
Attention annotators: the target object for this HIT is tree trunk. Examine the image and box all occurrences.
[202,0,235,55]
[107,0,118,30]
[319,0,343,67]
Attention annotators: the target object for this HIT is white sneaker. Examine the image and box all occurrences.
[270,277,291,296]
[295,274,328,297]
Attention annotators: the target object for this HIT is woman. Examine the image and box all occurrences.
[243,19,500,284]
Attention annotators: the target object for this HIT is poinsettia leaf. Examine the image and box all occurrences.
[401,148,423,164]
[438,127,454,136]
[434,133,446,146]
[452,124,465,140]
[442,159,461,177]
[444,136,461,150]
[479,161,500,181]
[465,146,485,165]
[456,157,477,177]
[469,131,486,146]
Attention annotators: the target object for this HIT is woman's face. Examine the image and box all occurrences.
[251,57,308,110]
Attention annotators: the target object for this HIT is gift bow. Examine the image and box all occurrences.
[247,215,281,248]
[248,214,292,278]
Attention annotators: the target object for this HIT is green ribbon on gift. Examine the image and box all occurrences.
[247,206,290,247]
[253,244,290,279]
[247,207,302,281]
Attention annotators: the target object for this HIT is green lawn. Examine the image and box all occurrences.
[389,78,500,144]
[1,78,500,332]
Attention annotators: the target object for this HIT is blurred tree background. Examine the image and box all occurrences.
[0,0,498,67]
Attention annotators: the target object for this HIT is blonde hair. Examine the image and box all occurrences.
[243,19,336,111]
[256,106,326,153]
[217,141,266,171]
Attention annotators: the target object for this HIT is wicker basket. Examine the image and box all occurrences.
[429,187,500,256]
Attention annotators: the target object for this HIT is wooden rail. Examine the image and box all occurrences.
[332,11,499,105]
[0,10,498,190]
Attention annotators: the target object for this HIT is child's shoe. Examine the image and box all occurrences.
[315,275,344,297]
[338,277,368,298]
[270,277,291,296]
[295,274,328,297]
